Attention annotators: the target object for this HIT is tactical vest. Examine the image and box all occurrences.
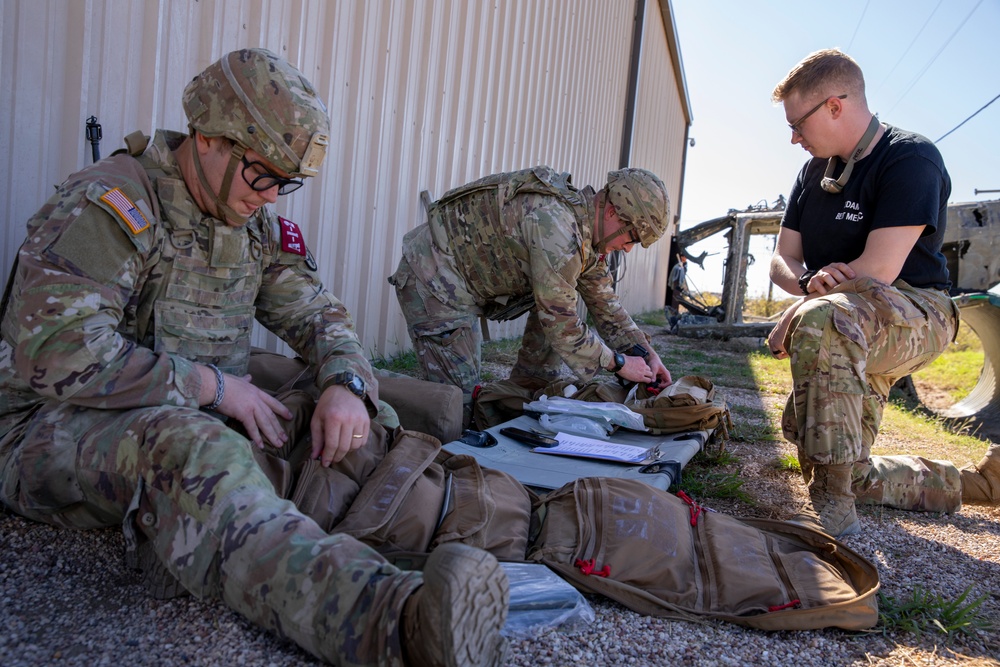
[129,132,270,377]
[427,166,593,299]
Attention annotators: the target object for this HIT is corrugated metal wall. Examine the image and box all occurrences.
[0,0,689,360]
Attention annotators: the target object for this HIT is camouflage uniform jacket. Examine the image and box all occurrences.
[0,130,375,424]
[401,165,649,378]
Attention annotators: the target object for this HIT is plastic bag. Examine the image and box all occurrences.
[523,395,647,431]
[538,413,613,439]
[500,562,596,639]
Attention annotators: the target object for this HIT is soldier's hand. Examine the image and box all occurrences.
[310,385,370,466]
[616,355,656,384]
[767,298,803,359]
[810,262,855,295]
[213,372,293,449]
[645,351,672,387]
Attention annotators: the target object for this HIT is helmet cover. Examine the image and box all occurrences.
[183,48,330,177]
[605,168,670,248]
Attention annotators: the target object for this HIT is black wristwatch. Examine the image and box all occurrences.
[332,371,366,398]
[798,269,818,295]
[610,352,626,373]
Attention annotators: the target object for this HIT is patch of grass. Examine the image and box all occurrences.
[902,321,985,405]
[911,349,983,404]
[482,336,523,364]
[877,401,988,468]
[747,349,794,396]
[673,451,752,503]
[744,294,798,320]
[950,319,985,351]
[659,348,760,390]
[774,452,800,472]
[674,469,750,503]
[633,308,667,327]
[878,585,994,640]
[728,404,781,442]
[371,348,421,376]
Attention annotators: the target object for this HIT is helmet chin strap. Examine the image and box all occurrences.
[191,140,250,225]
[592,193,630,251]
[820,115,881,194]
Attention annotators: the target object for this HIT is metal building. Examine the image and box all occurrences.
[0,0,692,359]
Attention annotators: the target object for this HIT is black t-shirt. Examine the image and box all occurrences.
[781,124,951,290]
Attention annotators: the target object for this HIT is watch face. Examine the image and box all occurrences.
[336,372,366,397]
[614,352,625,372]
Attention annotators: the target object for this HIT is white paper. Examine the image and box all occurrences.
[532,432,651,463]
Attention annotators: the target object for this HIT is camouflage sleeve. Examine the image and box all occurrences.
[522,196,616,378]
[576,256,650,353]
[7,166,203,410]
[254,215,378,408]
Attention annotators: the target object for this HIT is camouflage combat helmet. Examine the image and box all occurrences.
[605,168,670,248]
[183,48,330,178]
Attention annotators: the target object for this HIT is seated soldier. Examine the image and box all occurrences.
[0,48,509,666]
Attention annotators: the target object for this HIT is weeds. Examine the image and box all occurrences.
[371,349,420,375]
[673,451,752,503]
[482,337,523,364]
[878,585,994,640]
[774,452,800,472]
[633,309,668,327]
[743,294,798,320]
[747,350,793,396]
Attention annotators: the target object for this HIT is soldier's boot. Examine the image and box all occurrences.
[126,540,190,600]
[402,543,509,667]
[790,463,861,538]
[959,443,1000,503]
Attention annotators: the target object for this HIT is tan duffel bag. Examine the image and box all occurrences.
[528,476,879,631]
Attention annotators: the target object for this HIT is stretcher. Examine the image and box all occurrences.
[442,414,706,491]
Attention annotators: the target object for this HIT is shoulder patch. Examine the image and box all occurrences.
[99,187,151,234]
[279,216,307,256]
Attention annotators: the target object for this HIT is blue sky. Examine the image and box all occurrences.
[671,0,1000,297]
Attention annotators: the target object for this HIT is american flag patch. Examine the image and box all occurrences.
[100,187,150,234]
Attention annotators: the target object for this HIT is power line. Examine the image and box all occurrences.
[876,0,944,91]
[846,0,871,52]
[935,92,1000,144]
[886,0,983,115]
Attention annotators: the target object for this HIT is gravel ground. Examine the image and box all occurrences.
[2,326,999,666]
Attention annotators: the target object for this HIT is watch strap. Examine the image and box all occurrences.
[798,269,818,295]
[332,371,366,398]
[611,352,626,373]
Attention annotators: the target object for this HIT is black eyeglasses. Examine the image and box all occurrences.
[627,229,641,246]
[788,94,847,135]
[240,157,304,195]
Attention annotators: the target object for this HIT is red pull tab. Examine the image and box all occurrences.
[768,599,801,612]
[676,490,703,526]
[574,558,611,578]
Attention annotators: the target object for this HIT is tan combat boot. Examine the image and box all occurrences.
[402,543,510,667]
[960,443,1000,503]
[790,463,861,538]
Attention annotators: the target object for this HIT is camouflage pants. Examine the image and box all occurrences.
[390,256,483,402]
[391,256,570,400]
[507,308,578,392]
[0,401,420,666]
[780,278,962,513]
